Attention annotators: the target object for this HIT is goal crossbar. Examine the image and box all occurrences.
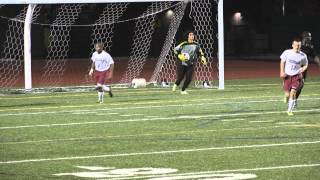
[1,0,183,4]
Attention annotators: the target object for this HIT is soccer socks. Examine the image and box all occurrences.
[287,99,295,114]
[172,84,177,91]
[103,85,113,97]
[98,91,104,103]
[102,85,110,91]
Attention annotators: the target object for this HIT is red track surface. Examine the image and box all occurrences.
[1,58,319,88]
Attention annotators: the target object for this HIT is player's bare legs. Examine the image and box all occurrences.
[287,89,297,116]
[102,85,113,97]
[95,83,104,104]
[283,92,289,103]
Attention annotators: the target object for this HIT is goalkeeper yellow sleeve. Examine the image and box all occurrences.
[201,56,207,65]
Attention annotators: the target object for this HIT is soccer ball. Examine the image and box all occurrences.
[131,78,147,88]
[182,53,190,60]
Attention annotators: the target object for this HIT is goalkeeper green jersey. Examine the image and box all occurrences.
[174,41,204,66]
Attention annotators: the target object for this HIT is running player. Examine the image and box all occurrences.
[89,43,114,103]
[280,38,308,116]
[172,31,207,94]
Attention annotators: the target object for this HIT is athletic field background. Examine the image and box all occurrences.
[0,60,320,179]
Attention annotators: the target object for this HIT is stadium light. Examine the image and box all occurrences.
[166,10,174,19]
[231,12,243,25]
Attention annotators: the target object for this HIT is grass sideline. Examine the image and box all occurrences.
[0,77,320,180]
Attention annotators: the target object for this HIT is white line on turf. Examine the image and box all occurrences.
[95,112,119,116]
[249,120,274,123]
[1,93,320,113]
[1,82,319,100]
[221,118,245,122]
[277,122,302,125]
[1,108,320,130]
[109,163,320,180]
[0,125,286,145]
[1,97,320,117]
[0,140,319,164]
[119,114,144,117]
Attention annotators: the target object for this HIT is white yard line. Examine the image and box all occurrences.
[1,82,319,100]
[0,109,320,130]
[249,120,274,123]
[1,97,320,117]
[1,108,320,130]
[221,118,245,122]
[277,122,302,125]
[0,125,286,145]
[1,93,320,113]
[1,140,319,164]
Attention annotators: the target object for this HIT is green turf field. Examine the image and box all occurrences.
[1,78,320,180]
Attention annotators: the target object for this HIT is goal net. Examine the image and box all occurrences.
[0,0,218,91]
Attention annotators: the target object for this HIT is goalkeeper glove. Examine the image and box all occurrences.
[201,56,207,65]
[178,54,188,62]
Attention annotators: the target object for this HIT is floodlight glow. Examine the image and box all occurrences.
[166,10,174,18]
[232,12,243,25]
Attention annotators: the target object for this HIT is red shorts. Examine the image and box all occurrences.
[94,70,111,85]
[283,74,302,92]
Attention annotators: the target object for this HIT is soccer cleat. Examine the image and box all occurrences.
[108,90,113,98]
[180,90,188,95]
[172,84,177,92]
[287,111,294,116]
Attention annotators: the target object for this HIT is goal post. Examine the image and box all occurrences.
[24,4,37,91]
[0,0,225,91]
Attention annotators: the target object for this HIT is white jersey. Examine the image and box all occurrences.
[280,49,308,76]
[91,50,114,71]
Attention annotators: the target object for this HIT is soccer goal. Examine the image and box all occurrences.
[0,0,224,92]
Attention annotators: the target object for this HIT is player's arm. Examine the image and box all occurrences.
[174,42,189,61]
[173,42,185,55]
[280,59,287,78]
[198,46,207,65]
[300,57,308,73]
[108,63,114,80]
[89,61,95,76]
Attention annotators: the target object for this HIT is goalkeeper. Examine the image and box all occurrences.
[172,31,207,94]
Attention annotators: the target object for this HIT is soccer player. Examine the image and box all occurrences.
[172,31,207,94]
[280,38,308,116]
[295,31,320,100]
[89,43,114,103]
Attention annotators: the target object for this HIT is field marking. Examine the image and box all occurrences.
[1,81,320,100]
[1,93,320,113]
[110,163,320,180]
[249,120,274,123]
[1,108,320,130]
[1,97,320,117]
[290,124,320,128]
[221,118,245,122]
[276,122,301,125]
[1,140,320,164]
[0,125,288,145]
[119,114,144,117]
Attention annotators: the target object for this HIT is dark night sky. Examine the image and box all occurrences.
[1,0,320,58]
